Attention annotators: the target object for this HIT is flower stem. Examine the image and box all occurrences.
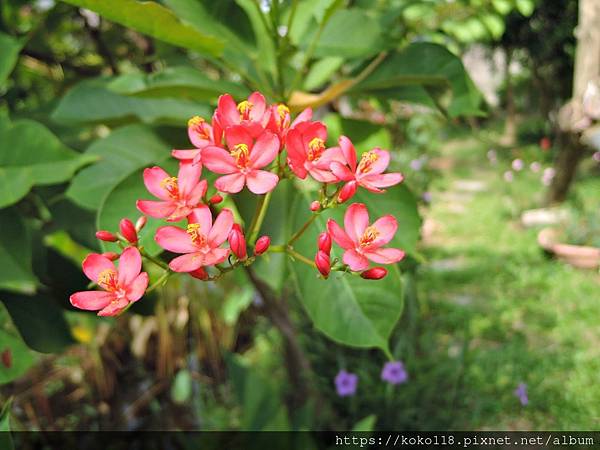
[287,213,318,246]
[248,191,272,244]
[286,247,315,268]
[146,271,171,294]
[141,250,170,271]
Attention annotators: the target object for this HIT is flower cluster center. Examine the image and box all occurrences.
[358,151,379,173]
[230,143,250,168]
[186,223,207,246]
[359,225,379,247]
[188,116,209,139]
[160,176,179,198]
[307,137,325,162]
[97,268,119,291]
[237,100,253,120]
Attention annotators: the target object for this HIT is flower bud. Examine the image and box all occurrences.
[315,250,331,278]
[135,215,147,232]
[360,267,388,280]
[209,194,223,205]
[338,181,357,203]
[317,232,332,254]
[119,218,138,244]
[101,252,119,261]
[254,235,271,255]
[228,226,247,259]
[1,349,12,369]
[95,230,118,242]
[189,267,208,280]
[310,201,320,212]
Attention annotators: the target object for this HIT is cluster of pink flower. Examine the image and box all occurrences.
[70,92,406,316]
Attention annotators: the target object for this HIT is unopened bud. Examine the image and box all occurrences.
[101,252,119,261]
[254,235,271,255]
[315,250,331,278]
[209,194,223,205]
[310,201,320,212]
[360,267,388,280]
[135,216,147,232]
[317,232,332,254]
[228,226,247,259]
[96,230,118,242]
[189,267,209,280]
[338,181,357,203]
[119,218,138,244]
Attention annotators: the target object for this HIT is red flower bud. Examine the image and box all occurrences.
[101,252,119,261]
[317,232,332,254]
[315,250,331,278]
[95,230,118,242]
[189,267,208,280]
[310,201,320,212]
[1,348,12,368]
[228,227,247,259]
[119,218,138,244]
[338,181,357,203]
[254,235,271,255]
[135,216,147,232]
[540,137,551,151]
[209,194,224,205]
[360,267,388,280]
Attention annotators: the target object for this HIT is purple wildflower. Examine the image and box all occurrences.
[512,159,524,171]
[381,361,408,385]
[422,191,432,203]
[593,151,600,162]
[503,171,514,183]
[514,382,528,406]
[530,161,541,173]
[335,370,358,397]
[542,167,556,186]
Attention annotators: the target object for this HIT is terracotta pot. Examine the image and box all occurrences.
[538,227,600,269]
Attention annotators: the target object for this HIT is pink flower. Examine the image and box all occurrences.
[70,247,149,316]
[330,137,404,201]
[202,126,279,194]
[136,162,207,222]
[286,121,344,183]
[155,205,234,272]
[327,203,405,271]
[267,105,312,148]
[215,92,270,137]
[172,114,223,162]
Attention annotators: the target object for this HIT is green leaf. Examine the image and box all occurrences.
[0,306,38,385]
[0,209,37,295]
[52,78,211,126]
[1,292,75,353]
[480,14,506,40]
[59,0,224,56]
[0,32,22,86]
[516,0,535,16]
[236,0,277,77]
[170,369,192,404]
[352,414,377,432]
[314,9,382,58]
[0,117,97,208]
[351,43,483,118]
[66,125,171,210]
[304,57,344,91]
[322,114,392,153]
[107,66,249,101]
[288,184,419,350]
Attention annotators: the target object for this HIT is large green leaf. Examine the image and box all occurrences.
[288,190,404,351]
[0,306,37,385]
[59,0,224,56]
[0,209,36,295]
[1,292,75,353]
[322,114,392,153]
[235,0,276,77]
[351,42,483,117]
[66,125,171,210]
[52,78,211,126]
[0,117,97,208]
[0,32,23,86]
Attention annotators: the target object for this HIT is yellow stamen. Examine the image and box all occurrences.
[277,104,290,120]
[357,151,379,173]
[186,223,206,246]
[307,137,325,162]
[237,100,253,120]
[97,268,118,291]
[230,143,250,168]
[188,116,204,128]
[359,226,379,247]
[160,176,179,198]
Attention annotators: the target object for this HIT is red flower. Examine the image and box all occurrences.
[315,250,331,277]
[70,247,149,316]
[215,92,271,137]
[327,203,405,271]
[137,162,206,222]
[228,224,247,260]
[202,126,279,194]
[360,267,388,280]
[155,205,234,272]
[254,235,271,255]
[267,105,312,149]
[119,218,138,244]
[172,114,223,162]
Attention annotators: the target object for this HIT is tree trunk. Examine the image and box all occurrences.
[548,0,600,203]
[501,48,517,146]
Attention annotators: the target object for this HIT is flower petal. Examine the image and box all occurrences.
[202,146,237,174]
[208,208,234,246]
[217,94,240,127]
[250,132,279,168]
[155,226,198,253]
[177,160,202,198]
[370,215,398,247]
[117,246,142,287]
[330,161,355,182]
[361,172,404,188]
[343,249,370,271]
[364,148,391,174]
[248,92,267,121]
[225,125,253,151]
[70,290,114,311]
[82,254,115,283]
[202,248,230,266]
[172,149,201,161]
[98,298,129,317]
[290,108,312,128]
[327,219,355,249]
[136,200,176,219]
[344,203,369,242]
[339,136,357,170]
[143,166,171,200]
[364,247,405,264]
[187,205,213,232]
[215,172,246,193]
[127,272,149,302]
[188,179,208,206]
[246,170,279,194]
[168,253,204,272]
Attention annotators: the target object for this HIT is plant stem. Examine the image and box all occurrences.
[141,250,170,271]
[146,271,171,294]
[287,213,318,246]
[247,191,273,244]
[286,248,315,268]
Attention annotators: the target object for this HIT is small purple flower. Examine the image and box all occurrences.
[503,171,514,183]
[593,151,600,162]
[514,382,528,406]
[422,191,432,203]
[542,167,556,186]
[381,361,408,385]
[409,156,427,172]
[335,370,358,397]
[511,159,524,171]
[530,161,541,173]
